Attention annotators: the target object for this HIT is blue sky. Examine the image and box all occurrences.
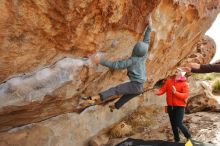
[206,14,220,63]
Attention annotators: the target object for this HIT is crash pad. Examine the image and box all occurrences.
[116,138,215,146]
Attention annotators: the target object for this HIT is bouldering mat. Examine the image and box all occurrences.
[116,138,184,146]
[116,138,215,146]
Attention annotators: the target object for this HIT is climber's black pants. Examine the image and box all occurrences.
[167,106,191,142]
[99,81,144,109]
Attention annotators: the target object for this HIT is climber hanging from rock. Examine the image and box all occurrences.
[79,19,152,112]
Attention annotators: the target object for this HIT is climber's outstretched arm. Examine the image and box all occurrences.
[143,26,152,44]
[100,58,133,70]
[90,54,133,69]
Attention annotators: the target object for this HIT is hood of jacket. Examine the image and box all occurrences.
[132,41,149,57]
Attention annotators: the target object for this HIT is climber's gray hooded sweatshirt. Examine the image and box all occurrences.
[100,26,151,83]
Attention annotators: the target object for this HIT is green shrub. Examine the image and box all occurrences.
[192,73,219,81]
[205,75,214,80]
[213,73,220,78]
[212,79,220,93]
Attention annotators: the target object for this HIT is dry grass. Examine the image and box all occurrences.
[109,121,133,138]
[109,106,162,138]
[192,73,220,81]
[125,107,157,128]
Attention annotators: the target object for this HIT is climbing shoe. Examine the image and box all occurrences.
[185,139,193,146]
[79,96,96,107]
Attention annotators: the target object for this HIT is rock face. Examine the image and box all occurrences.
[185,112,220,145]
[179,36,216,67]
[0,0,219,146]
[146,0,218,86]
[0,96,146,146]
[186,77,220,113]
[0,0,160,82]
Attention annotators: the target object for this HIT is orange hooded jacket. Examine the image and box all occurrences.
[156,76,189,107]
